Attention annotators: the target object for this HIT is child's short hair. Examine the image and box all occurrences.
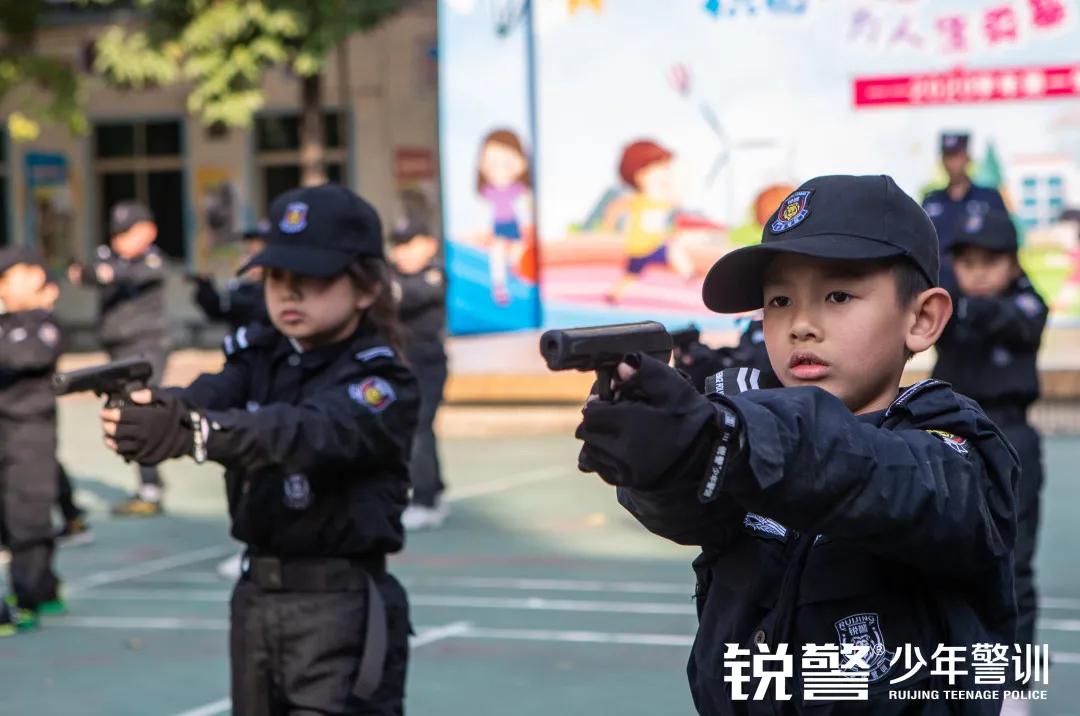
[891,258,932,307]
[618,140,673,189]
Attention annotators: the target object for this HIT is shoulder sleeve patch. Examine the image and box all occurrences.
[355,346,395,362]
[145,252,163,269]
[1014,292,1043,318]
[423,268,444,287]
[348,376,396,412]
[37,322,60,347]
[925,429,970,455]
[222,325,251,357]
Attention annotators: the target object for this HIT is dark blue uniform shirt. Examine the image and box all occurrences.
[922,184,1008,253]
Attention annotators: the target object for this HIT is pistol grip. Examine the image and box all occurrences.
[104,394,127,409]
[597,367,615,401]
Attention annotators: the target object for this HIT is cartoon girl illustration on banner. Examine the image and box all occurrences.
[477,129,533,306]
[602,139,693,303]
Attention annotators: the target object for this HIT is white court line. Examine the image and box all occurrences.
[168,622,472,716]
[51,615,229,630]
[410,620,473,647]
[72,589,697,615]
[66,545,236,595]
[401,576,689,595]
[444,465,569,503]
[64,589,1080,630]
[127,572,1080,610]
[38,615,1080,668]
[172,698,231,716]
[462,626,694,647]
[1040,618,1080,632]
[410,594,695,615]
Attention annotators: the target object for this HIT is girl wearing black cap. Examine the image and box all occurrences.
[98,184,419,714]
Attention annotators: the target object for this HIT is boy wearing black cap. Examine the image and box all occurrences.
[922,132,1008,254]
[98,184,418,714]
[0,248,66,635]
[69,200,169,516]
[389,220,450,530]
[576,175,1019,713]
[933,211,1046,710]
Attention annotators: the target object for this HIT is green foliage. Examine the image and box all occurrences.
[0,0,92,140]
[94,0,408,128]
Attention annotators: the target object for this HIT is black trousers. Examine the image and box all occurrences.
[56,463,80,521]
[407,351,447,507]
[230,571,410,715]
[107,341,168,490]
[988,412,1044,653]
[0,418,60,609]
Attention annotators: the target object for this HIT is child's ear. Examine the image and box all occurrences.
[906,287,952,356]
[356,282,382,311]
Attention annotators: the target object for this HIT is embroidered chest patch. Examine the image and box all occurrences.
[834,612,896,683]
[282,473,312,510]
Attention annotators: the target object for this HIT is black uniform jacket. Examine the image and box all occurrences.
[0,309,62,421]
[394,260,447,362]
[174,320,419,559]
[195,279,269,330]
[84,245,167,346]
[620,379,1019,715]
[933,274,1047,411]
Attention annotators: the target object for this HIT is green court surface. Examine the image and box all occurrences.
[2,397,1079,715]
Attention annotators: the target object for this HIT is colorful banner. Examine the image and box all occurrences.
[438,0,542,335]
[439,0,1080,332]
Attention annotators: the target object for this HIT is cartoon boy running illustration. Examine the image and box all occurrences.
[602,139,693,303]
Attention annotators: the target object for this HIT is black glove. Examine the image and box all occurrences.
[192,277,223,317]
[576,353,729,490]
[113,390,197,466]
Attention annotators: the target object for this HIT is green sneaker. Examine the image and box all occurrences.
[37,595,68,616]
[0,603,38,636]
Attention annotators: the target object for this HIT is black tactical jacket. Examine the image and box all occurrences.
[174,320,419,558]
[620,379,1018,715]
[0,309,62,420]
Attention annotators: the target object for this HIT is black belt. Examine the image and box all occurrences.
[241,553,388,700]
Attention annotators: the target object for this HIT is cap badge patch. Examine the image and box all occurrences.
[964,213,984,234]
[349,376,396,413]
[770,190,812,234]
[280,202,309,234]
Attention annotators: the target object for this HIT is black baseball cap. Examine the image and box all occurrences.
[940,132,970,156]
[240,184,385,277]
[950,210,1018,253]
[702,175,939,313]
[109,201,155,235]
[0,246,45,276]
[388,216,432,246]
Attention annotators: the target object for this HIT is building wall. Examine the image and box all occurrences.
[0,2,439,268]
